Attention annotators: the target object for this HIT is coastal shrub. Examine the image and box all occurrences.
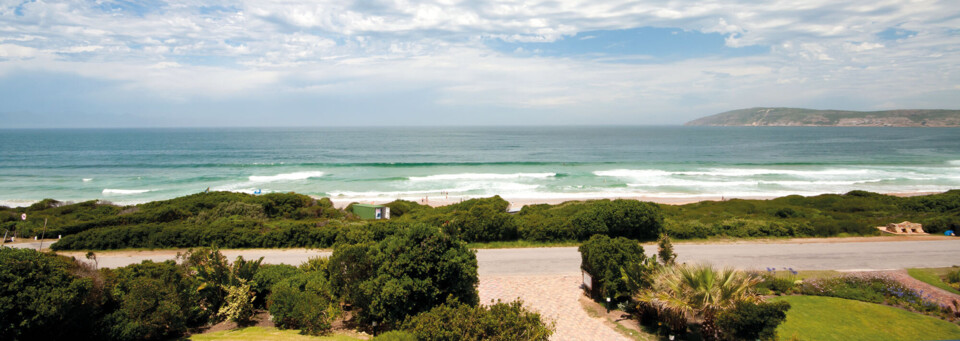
[946,268,960,287]
[579,234,649,301]
[0,248,99,340]
[267,271,339,335]
[717,300,791,341]
[596,199,664,240]
[664,219,712,239]
[352,224,479,326]
[446,202,518,242]
[51,219,346,250]
[400,299,553,341]
[252,264,302,307]
[31,190,960,250]
[920,216,960,234]
[517,199,663,241]
[328,242,375,310]
[101,260,208,341]
[383,200,426,218]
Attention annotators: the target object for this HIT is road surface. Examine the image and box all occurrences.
[49,239,960,272]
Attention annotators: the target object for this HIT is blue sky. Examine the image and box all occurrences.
[1,0,958,127]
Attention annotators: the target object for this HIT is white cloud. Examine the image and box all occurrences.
[0,0,957,125]
[0,44,40,58]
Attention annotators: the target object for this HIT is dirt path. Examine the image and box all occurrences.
[877,269,960,310]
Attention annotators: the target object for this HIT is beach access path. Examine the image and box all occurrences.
[49,238,960,341]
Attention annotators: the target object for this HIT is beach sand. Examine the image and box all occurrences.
[328,191,945,210]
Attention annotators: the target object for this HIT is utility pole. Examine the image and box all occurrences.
[37,218,47,251]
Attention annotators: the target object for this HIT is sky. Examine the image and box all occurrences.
[0,0,958,127]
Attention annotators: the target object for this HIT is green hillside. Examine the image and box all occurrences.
[685,107,960,126]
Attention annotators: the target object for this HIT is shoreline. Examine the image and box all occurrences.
[327,191,946,209]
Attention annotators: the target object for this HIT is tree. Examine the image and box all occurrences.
[351,224,479,327]
[579,234,650,301]
[635,264,760,340]
[657,233,677,265]
[717,300,791,341]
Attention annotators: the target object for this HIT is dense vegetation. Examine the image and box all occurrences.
[399,299,553,341]
[0,223,552,340]
[685,107,960,127]
[660,190,960,238]
[0,189,955,250]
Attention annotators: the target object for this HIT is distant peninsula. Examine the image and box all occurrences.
[685,107,960,127]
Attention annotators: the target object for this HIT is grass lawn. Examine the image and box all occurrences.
[770,296,960,341]
[190,327,364,341]
[907,268,960,295]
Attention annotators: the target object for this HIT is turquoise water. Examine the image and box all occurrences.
[1,126,958,206]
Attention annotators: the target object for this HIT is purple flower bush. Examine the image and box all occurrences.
[800,273,952,320]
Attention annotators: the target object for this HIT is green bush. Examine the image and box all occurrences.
[101,260,207,341]
[579,234,649,300]
[0,248,98,340]
[348,224,479,326]
[945,269,960,291]
[218,281,256,324]
[401,300,553,341]
[251,264,302,307]
[267,271,339,335]
[717,300,791,341]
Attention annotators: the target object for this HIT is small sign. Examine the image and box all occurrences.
[21,213,26,221]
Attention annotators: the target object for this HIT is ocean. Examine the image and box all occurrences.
[1,126,958,207]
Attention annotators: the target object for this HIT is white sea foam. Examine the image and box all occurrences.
[595,168,873,179]
[682,168,872,177]
[593,169,672,178]
[949,160,960,166]
[102,189,151,195]
[248,171,325,182]
[408,173,556,181]
[82,178,93,182]
[327,182,540,198]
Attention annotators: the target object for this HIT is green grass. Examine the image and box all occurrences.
[907,268,960,295]
[770,296,960,341]
[190,327,363,341]
[466,240,581,249]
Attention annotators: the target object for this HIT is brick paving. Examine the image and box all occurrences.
[478,274,629,341]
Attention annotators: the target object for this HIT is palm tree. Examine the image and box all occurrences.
[636,264,760,340]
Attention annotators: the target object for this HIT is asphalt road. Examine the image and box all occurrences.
[45,239,960,273]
